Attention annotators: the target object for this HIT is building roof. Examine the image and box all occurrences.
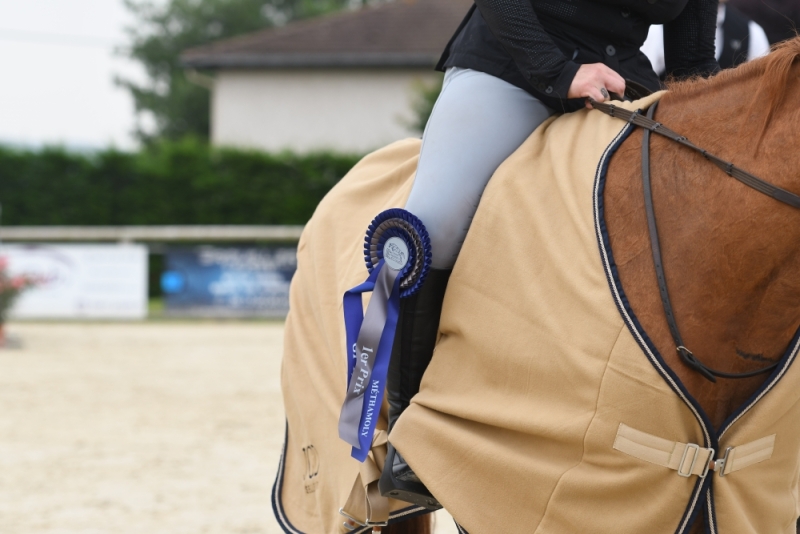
[181,0,473,70]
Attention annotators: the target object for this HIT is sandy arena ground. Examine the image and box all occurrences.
[0,322,455,534]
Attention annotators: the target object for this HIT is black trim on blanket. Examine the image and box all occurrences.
[456,522,470,534]
[705,489,717,534]
[707,330,800,533]
[593,117,800,534]
[270,421,430,534]
[593,122,710,534]
[718,331,800,438]
[271,422,305,534]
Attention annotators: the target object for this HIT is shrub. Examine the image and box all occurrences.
[0,138,361,226]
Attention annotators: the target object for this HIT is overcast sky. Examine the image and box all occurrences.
[0,0,160,150]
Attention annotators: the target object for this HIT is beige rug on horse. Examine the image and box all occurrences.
[274,92,800,534]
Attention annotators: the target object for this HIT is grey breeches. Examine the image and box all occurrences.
[404,67,555,269]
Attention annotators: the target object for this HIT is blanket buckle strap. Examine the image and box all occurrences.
[339,508,388,531]
[339,429,391,533]
[678,443,713,478]
[340,508,367,530]
[614,423,776,479]
[714,447,734,478]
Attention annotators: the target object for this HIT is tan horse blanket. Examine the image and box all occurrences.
[274,92,800,534]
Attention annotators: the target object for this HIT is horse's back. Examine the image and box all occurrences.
[277,139,422,533]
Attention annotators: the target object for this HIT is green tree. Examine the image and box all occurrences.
[408,74,443,134]
[119,0,361,143]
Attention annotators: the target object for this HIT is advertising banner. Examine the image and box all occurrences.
[161,246,296,317]
[0,244,148,319]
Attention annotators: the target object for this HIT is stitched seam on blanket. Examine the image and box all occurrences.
[534,324,626,533]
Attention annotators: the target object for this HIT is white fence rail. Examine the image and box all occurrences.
[0,225,304,243]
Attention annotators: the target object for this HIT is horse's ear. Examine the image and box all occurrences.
[384,513,433,534]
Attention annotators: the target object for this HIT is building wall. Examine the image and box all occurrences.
[211,69,439,153]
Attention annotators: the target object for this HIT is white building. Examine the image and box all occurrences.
[182,0,472,153]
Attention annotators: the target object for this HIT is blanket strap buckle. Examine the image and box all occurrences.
[340,508,388,531]
[714,447,734,478]
[678,443,714,478]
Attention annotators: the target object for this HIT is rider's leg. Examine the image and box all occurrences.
[405,67,555,269]
[380,68,554,506]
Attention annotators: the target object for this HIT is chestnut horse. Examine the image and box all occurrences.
[269,38,799,534]
[608,37,800,430]
[605,37,800,533]
[378,38,800,534]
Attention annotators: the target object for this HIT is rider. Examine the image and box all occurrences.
[377,0,721,506]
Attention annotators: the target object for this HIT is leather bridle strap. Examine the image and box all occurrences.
[598,99,785,382]
[592,100,800,210]
[641,102,778,381]
[638,103,705,378]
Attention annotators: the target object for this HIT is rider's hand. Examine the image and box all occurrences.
[567,63,626,109]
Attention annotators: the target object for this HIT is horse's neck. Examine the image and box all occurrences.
[605,76,800,429]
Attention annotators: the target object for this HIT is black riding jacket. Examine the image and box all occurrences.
[437,0,720,111]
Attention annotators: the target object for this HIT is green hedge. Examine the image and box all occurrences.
[0,138,361,226]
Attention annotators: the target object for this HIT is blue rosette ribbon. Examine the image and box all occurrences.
[338,209,431,462]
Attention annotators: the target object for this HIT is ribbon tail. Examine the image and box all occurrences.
[342,266,383,381]
[350,272,402,461]
[338,262,401,457]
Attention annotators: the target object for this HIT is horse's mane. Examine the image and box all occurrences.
[664,36,800,149]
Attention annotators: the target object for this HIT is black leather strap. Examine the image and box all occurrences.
[639,102,779,382]
[593,100,800,210]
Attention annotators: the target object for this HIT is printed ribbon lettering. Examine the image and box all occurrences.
[338,260,402,462]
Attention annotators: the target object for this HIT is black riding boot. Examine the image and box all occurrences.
[378,268,451,510]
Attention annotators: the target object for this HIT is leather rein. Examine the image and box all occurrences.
[592,99,800,382]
